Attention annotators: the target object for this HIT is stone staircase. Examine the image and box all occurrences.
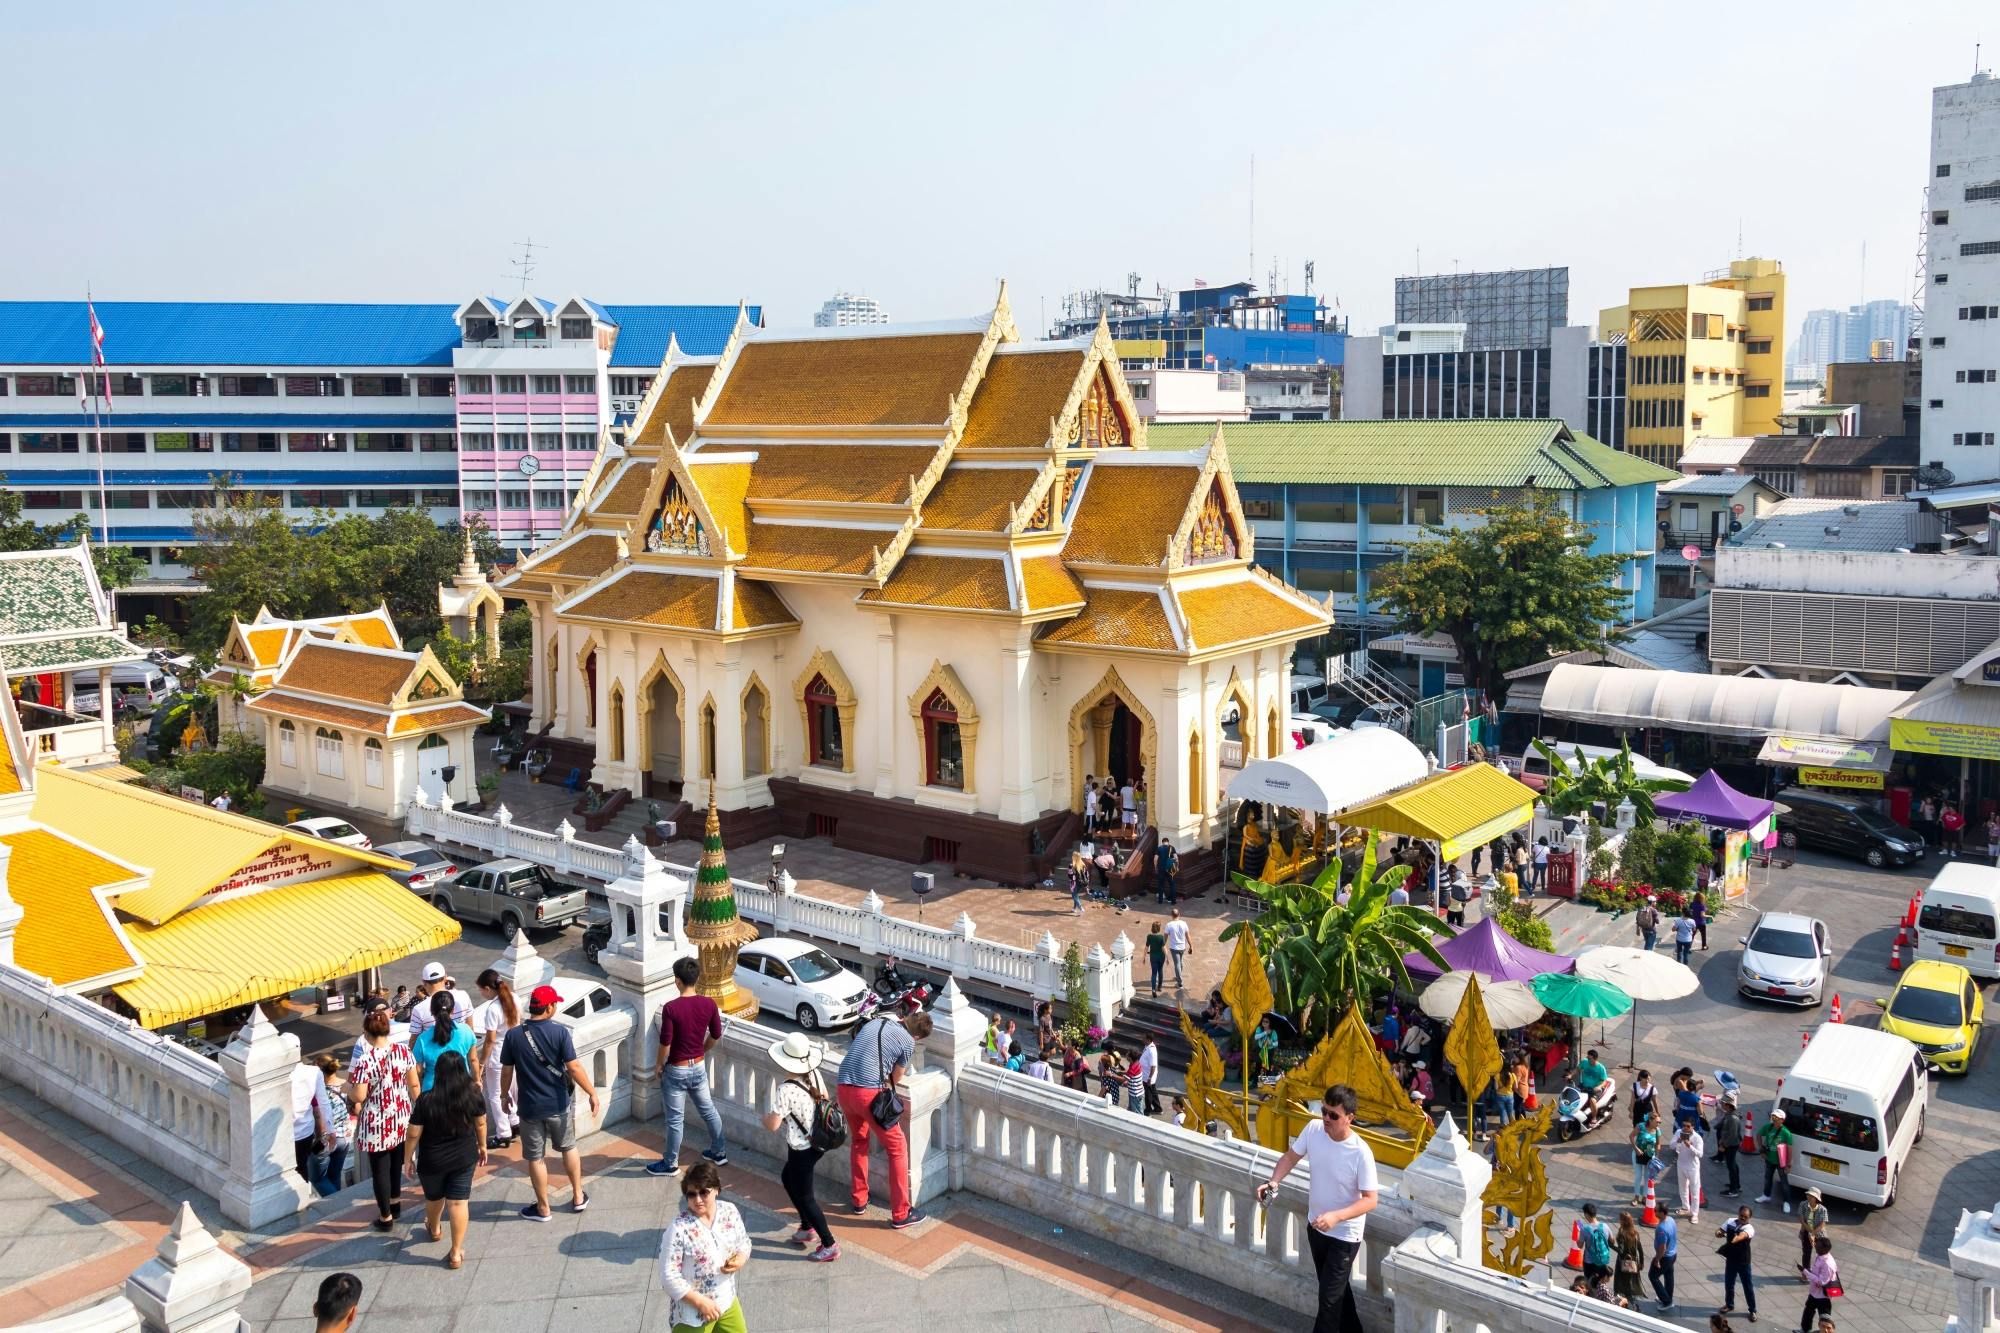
[1108,992,1195,1069]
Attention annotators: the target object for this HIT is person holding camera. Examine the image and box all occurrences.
[835,1009,933,1230]
[1256,1084,1379,1333]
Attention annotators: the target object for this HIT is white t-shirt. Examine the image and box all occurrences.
[1673,1130,1704,1172]
[1163,920,1191,952]
[290,1063,327,1141]
[1289,1119,1380,1242]
[408,987,473,1038]
[473,997,513,1056]
[1139,1042,1158,1082]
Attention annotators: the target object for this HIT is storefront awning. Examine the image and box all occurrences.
[113,872,460,1027]
[1224,728,1430,815]
[1541,664,1909,743]
[1328,763,1537,861]
[1889,671,2000,761]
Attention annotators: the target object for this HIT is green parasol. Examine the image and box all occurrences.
[1531,972,1632,1020]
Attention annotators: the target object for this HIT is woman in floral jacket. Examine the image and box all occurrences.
[347,996,421,1231]
[658,1160,752,1332]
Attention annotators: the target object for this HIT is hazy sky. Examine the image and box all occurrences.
[4,2,1991,346]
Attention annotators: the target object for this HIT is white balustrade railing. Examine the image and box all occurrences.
[28,721,108,762]
[1382,1227,1687,1332]
[0,964,233,1209]
[407,795,1133,1020]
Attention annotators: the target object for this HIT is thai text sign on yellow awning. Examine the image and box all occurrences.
[1800,766,1885,792]
[1891,718,2000,761]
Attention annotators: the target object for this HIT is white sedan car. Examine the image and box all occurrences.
[285,816,373,850]
[735,938,869,1031]
[1737,910,1832,1007]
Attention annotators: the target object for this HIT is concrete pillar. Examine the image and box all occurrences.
[216,1007,312,1227]
[492,928,557,997]
[597,838,695,1125]
[123,1201,254,1333]
[97,665,114,754]
[925,977,985,1193]
[0,843,20,967]
[996,630,1036,825]
[873,624,897,799]
[1398,1114,1492,1266]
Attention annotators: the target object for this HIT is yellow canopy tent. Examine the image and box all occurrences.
[1329,763,1537,861]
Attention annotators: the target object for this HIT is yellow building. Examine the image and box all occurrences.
[1600,258,1786,466]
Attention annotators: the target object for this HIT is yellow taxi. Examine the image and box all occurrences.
[1879,959,1985,1074]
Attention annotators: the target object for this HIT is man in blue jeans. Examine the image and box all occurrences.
[647,957,730,1176]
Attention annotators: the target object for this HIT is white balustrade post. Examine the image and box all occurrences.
[495,804,514,859]
[1083,943,1116,1027]
[1034,930,1061,1002]
[1110,931,1135,1009]
[598,838,694,1126]
[1949,1204,2000,1333]
[860,889,885,960]
[952,911,976,978]
[216,1008,312,1226]
[557,819,578,877]
[493,929,556,997]
[123,1202,254,1333]
[1398,1114,1491,1266]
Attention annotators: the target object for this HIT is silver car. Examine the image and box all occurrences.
[1737,910,1832,1007]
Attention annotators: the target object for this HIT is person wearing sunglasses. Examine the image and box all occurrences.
[1256,1084,1378,1333]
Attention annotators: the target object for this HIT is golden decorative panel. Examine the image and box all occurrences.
[1258,1004,1434,1168]
[647,476,711,556]
[1185,479,1240,565]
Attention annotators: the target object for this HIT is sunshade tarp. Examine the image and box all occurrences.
[1540,664,1908,743]
[114,871,460,1027]
[1402,915,1576,986]
[1224,727,1429,815]
[1653,770,1774,831]
[1333,763,1536,860]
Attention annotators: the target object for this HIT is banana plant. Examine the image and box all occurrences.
[1532,737,1688,822]
[1221,839,1455,1038]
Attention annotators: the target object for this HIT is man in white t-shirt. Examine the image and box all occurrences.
[1258,1084,1379,1333]
[406,961,473,1039]
[289,1059,329,1183]
[1161,909,1192,990]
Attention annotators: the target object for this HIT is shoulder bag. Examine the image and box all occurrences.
[867,1019,906,1129]
[787,1074,848,1151]
[519,1021,572,1102]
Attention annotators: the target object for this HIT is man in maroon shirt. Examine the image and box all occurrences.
[646,956,731,1176]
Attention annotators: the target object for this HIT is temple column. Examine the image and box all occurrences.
[873,622,897,799]
[997,628,1036,824]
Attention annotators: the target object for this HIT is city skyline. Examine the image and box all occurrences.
[1,2,1989,354]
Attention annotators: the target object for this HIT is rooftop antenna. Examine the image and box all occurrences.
[1735,218,1744,260]
[1303,260,1315,298]
[1248,154,1255,288]
[509,237,543,294]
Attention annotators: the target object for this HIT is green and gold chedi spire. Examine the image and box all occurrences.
[686,784,761,1020]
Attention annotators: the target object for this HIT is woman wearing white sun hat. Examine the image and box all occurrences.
[763,1031,841,1263]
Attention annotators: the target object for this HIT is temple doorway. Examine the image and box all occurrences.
[646,671,682,797]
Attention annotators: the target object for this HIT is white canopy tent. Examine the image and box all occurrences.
[1226,727,1431,815]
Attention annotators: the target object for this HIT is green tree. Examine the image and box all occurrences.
[1058,941,1094,1046]
[426,626,528,708]
[1370,494,1633,706]
[0,481,146,590]
[1496,904,1556,953]
[1651,820,1717,895]
[1534,738,1688,823]
[1220,840,1454,1037]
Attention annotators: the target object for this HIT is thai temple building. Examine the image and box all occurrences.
[495,286,1332,883]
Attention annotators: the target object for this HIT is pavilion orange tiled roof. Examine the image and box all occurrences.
[1039,587,1178,652]
[1,828,139,988]
[1062,465,1201,566]
[859,555,1012,612]
[959,349,1085,448]
[1176,578,1332,653]
[743,444,937,505]
[731,580,797,630]
[920,466,1041,531]
[1017,555,1086,612]
[276,643,411,706]
[525,533,623,579]
[392,704,490,734]
[566,572,720,632]
[248,694,392,734]
[706,333,985,428]
[592,462,654,517]
[342,614,399,650]
[741,523,890,577]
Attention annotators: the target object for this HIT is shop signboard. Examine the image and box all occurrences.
[1890,718,2000,761]
[1758,734,1887,770]
[1799,766,1884,791]
[1722,829,1750,903]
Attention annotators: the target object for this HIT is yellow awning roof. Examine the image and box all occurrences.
[1333,764,1537,861]
[113,872,461,1027]
[31,765,411,925]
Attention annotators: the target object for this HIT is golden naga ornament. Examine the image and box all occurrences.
[1219,928,1275,1133]
[1176,1008,1249,1142]
[1482,1101,1557,1274]
[1258,1004,1434,1167]
[1442,973,1502,1132]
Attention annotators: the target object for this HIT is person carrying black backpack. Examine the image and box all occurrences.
[765,1031,845,1263]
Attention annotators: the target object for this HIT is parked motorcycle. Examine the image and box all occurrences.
[1554,1076,1619,1142]
[859,976,938,1022]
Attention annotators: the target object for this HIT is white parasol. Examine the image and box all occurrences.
[1573,945,1699,1066]
[1418,971,1545,1030]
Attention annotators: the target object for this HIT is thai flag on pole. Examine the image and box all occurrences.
[88,299,111,412]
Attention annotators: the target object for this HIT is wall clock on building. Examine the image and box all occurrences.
[517,454,541,477]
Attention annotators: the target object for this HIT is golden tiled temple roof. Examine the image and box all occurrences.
[275,643,415,707]
[1038,587,1177,653]
[959,348,1085,448]
[244,627,289,667]
[687,460,752,556]
[858,554,1012,612]
[731,579,797,630]
[565,571,719,632]
[520,532,623,580]
[919,466,1041,532]
[1017,555,1086,612]
[632,361,720,451]
[1062,464,1201,566]
[591,460,654,518]
[343,614,399,650]
[706,333,985,428]
[741,523,890,577]
[1176,577,1333,653]
[743,444,937,505]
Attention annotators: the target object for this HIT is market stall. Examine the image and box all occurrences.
[1223,727,1430,884]
[1652,769,1775,903]
[1332,762,1539,862]
[1401,914,1576,986]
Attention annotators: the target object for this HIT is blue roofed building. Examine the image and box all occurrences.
[0,296,759,600]
[1049,280,1347,372]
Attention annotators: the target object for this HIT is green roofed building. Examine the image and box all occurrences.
[1148,419,1675,691]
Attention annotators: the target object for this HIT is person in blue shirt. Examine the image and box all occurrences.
[411,992,478,1092]
[1575,1048,1612,1117]
[1649,1211,1679,1311]
[1377,1008,1402,1053]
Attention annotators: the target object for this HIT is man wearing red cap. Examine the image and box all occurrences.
[501,984,602,1221]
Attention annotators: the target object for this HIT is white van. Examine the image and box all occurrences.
[1774,1023,1928,1207]
[69,662,173,716]
[1913,862,2000,980]
[1517,740,1694,789]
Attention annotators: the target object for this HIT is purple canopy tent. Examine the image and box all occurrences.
[1402,915,1576,986]
[1652,770,1774,831]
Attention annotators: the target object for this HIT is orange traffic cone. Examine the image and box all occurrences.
[1642,1178,1659,1226]
[1904,895,1919,928]
[1801,1028,1811,1051]
[1564,1218,1584,1269]
[1740,1109,1757,1154]
[1830,994,1843,1024]
[1890,927,1907,971]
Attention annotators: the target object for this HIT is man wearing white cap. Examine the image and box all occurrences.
[407,962,472,1041]
[763,1032,839,1263]
[1756,1107,1794,1212]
